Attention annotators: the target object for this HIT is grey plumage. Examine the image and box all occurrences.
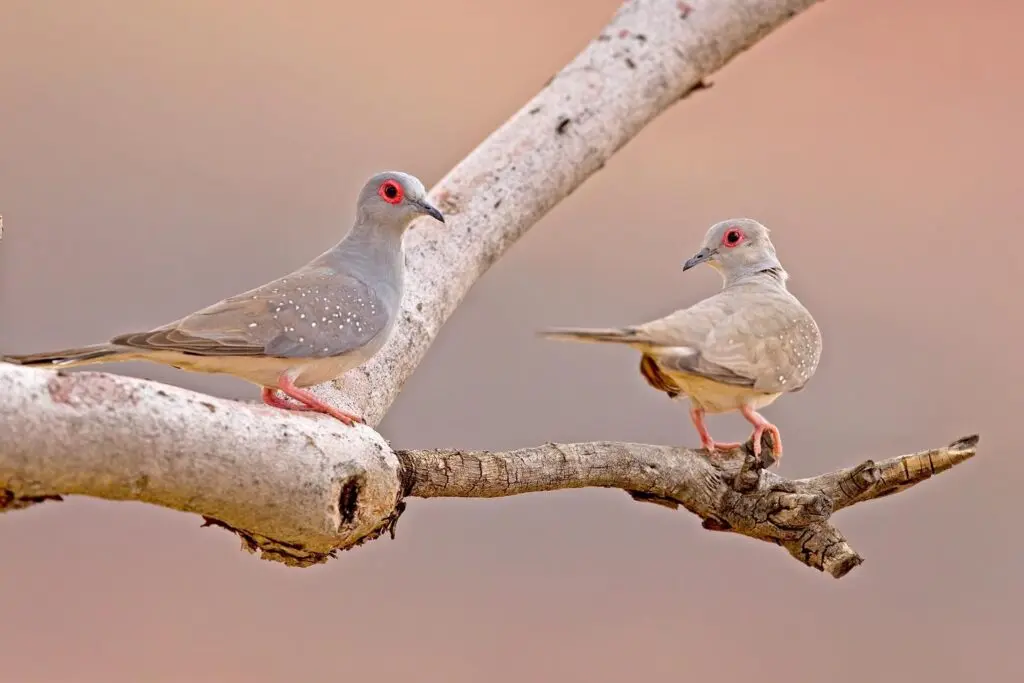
[3,171,445,425]
[542,218,821,464]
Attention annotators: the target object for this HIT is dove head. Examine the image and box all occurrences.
[354,171,444,232]
[682,218,786,286]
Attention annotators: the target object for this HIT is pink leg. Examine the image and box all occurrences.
[261,387,316,411]
[265,378,366,427]
[689,406,742,455]
[739,404,783,464]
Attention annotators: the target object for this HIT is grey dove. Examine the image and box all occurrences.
[2,171,444,426]
[541,219,821,464]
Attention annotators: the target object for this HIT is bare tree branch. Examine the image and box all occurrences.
[396,436,979,578]
[0,366,405,565]
[0,362,978,575]
[1,0,973,580]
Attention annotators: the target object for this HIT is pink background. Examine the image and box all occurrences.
[1,1,1021,681]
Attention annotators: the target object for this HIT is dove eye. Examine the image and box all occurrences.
[378,180,403,205]
[722,228,743,247]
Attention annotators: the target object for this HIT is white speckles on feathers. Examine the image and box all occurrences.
[110,266,396,366]
[640,280,822,396]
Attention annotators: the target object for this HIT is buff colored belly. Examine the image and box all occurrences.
[137,350,366,388]
[668,371,781,414]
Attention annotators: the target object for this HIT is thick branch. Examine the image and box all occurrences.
[317,0,825,425]
[0,365,404,567]
[396,436,979,578]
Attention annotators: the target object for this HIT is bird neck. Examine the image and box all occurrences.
[723,263,789,290]
[322,219,408,298]
[343,216,407,250]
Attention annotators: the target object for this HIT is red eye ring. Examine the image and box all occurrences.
[378,180,404,205]
[722,227,744,248]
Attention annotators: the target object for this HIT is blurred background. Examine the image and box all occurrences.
[1,0,1021,681]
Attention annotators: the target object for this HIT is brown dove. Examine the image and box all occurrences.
[541,218,821,464]
[2,171,444,426]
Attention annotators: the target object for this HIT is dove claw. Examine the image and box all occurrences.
[740,405,783,465]
[266,378,365,427]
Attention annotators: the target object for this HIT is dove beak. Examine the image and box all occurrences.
[416,200,445,224]
[682,247,714,271]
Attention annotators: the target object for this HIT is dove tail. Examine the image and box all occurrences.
[2,344,128,368]
[539,326,650,345]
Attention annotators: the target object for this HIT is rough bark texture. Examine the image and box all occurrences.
[397,435,979,578]
[0,362,977,575]
[0,0,977,579]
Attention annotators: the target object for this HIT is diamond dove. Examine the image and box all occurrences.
[2,171,445,426]
[541,219,821,464]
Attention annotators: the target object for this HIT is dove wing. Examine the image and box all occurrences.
[640,287,821,393]
[633,293,755,388]
[111,266,392,359]
[692,290,821,393]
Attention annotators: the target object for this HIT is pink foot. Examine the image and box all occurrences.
[739,405,783,465]
[263,379,366,427]
[689,407,742,456]
[262,387,316,411]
